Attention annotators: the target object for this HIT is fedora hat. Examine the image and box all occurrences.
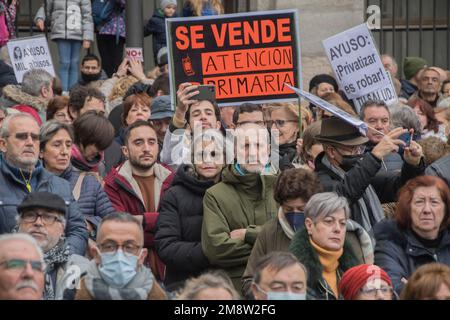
[316,117,368,146]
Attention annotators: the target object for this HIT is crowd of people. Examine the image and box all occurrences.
[0,0,449,301]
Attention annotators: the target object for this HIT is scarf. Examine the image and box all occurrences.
[310,238,343,298]
[71,144,103,173]
[321,155,384,233]
[278,207,295,240]
[84,260,154,300]
[43,239,71,300]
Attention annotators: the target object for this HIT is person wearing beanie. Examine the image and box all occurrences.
[339,264,394,300]
[150,95,174,147]
[144,0,177,64]
[309,74,339,98]
[400,56,428,99]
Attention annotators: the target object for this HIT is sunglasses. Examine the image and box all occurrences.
[0,259,45,272]
[8,132,40,142]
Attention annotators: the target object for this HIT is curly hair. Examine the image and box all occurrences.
[418,136,450,166]
[273,168,323,204]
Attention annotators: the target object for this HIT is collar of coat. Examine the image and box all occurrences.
[289,227,359,299]
[115,160,172,209]
[3,85,47,112]
[374,219,450,256]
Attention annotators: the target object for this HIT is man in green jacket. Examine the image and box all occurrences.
[201,123,279,290]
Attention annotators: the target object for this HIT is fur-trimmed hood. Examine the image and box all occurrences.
[1,84,47,112]
[289,227,359,300]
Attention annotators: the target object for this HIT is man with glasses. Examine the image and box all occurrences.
[0,233,45,300]
[360,100,403,172]
[75,212,167,300]
[0,113,88,256]
[314,116,425,233]
[251,251,307,300]
[17,191,89,300]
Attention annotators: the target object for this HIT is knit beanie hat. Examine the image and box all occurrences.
[339,264,393,300]
[403,57,428,80]
[309,74,339,92]
[160,0,177,9]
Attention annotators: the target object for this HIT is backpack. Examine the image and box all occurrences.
[0,13,9,47]
[91,0,118,27]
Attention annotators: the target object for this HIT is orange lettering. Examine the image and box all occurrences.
[228,22,243,46]
[243,21,260,45]
[277,18,291,42]
[191,25,205,49]
[211,23,227,47]
[175,26,189,50]
[260,20,276,43]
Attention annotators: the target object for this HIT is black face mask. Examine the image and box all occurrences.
[339,154,364,171]
[284,211,305,232]
[81,72,102,83]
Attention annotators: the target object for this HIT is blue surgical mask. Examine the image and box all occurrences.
[98,249,140,288]
[284,211,305,232]
[267,291,306,300]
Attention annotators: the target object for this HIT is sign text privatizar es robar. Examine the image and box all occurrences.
[166,10,301,106]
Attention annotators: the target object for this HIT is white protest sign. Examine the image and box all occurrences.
[323,23,391,100]
[7,35,55,83]
[286,84,368,136]
[353,71,398,111]
[125,47,144,62]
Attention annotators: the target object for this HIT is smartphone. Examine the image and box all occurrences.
[193,85,216,101]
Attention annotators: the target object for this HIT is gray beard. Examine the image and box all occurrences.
[6,154,38,171]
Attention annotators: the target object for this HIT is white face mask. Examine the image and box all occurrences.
[255,283,307,300]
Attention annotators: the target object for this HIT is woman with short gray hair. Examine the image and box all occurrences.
[289,192,360,300]
[39,120,114,248]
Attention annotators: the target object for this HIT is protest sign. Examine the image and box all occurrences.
[286,84,368,136]
[322,23,397,108]
[7,35,55,83]
[353,71,398,111]
[125,47,144,62]
[166,10,301,107]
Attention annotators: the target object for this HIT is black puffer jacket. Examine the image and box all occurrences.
[314,152,425,230]
[374,219,450,294]
[154,164,214,291]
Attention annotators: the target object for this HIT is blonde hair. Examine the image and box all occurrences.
[186,0,224,16]
[266,102,312,133]
[109,75,139,102]
[176,271,240,300]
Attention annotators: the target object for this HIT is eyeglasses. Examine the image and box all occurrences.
[267,119,298,128]
[360,286,394,297]
[21,211,64,225]
[98,241,142,256]
[7,132,40,142]
[334,144,366,155]
[0,259,45,272]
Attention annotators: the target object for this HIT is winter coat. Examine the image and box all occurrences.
[399,79,418,100]
[60,165,114,228]
[0,84,47,122]
[374,219,450,294]
[0,155,88,255]
[201,164,279,289]
[241,208,374,298]
[425,153,450,187]
[34,0,94,42]
[143,9,176,61]
[0,60,17,92]
[49,253,90,300]
[103,160,174,280]
[364,142,403,172]
[154,164,213,292]
[160,121,192,171]
[289,227,360,300]
[277,141,298,170]
[314,151,425,231]
[409,91,445,108]
[97,0,126,38]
